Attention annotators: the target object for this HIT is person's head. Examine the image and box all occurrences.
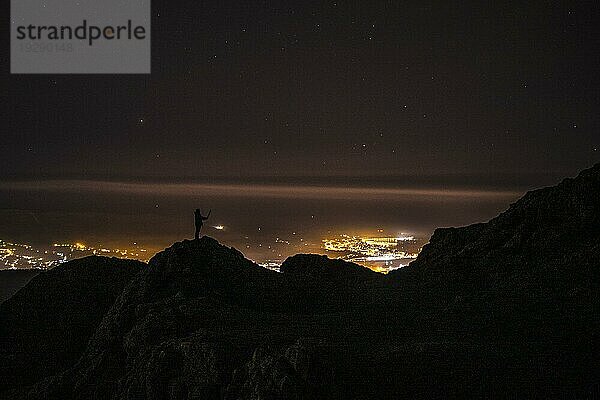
[195,208,200,213]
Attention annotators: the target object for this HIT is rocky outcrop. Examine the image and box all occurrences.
[20,238,353,399]
[0,257,144,392]
[393,163,600,281]
[225,338,337,400]
[281,254,377,284]
[388,164,600,335]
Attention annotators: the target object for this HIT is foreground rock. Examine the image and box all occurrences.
[0,270,39,304]
[281,254,378,284]
[0,257,144,393]
[22,238,360,399]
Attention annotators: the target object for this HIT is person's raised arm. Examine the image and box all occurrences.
[203,210,211,220]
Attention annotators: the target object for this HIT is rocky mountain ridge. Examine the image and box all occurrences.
[1,163,599,399]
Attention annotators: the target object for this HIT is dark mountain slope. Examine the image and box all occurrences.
[29,238,377,400]
[386,163,600,396]
[0,270,39,304]
[393,162,600,282]
[388,163,600,335]
[281,254,378,284]
[0,257,144,392]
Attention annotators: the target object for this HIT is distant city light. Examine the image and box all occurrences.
[2,231,423,274]
[1,239,150,270]
[321,233,422,273]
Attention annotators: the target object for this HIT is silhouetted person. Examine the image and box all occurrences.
[194,209,211,239]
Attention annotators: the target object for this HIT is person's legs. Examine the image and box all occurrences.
[195,226,200,240]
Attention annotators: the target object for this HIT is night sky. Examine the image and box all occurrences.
[3,1,598,181]
[1,1,600,262]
